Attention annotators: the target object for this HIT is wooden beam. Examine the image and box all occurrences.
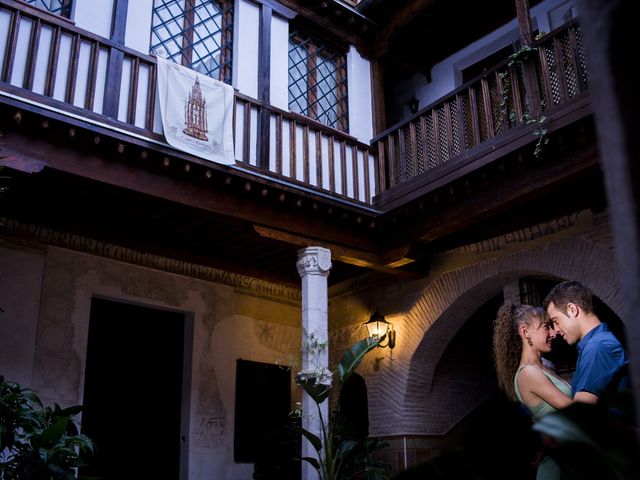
[253,225,423,278]
[276,0,373,55]
[257,4,271,169]
[409,146,600,245]
[110,0,129,45]
[515,0,533,47]
[370,58,386,135]
[1,129,381,253]
[102,0,128,119]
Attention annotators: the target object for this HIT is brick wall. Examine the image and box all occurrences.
[362,217,620,439]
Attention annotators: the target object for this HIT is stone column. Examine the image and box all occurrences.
[296,247,332,480]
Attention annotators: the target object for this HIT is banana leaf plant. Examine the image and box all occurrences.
[0,376,95,480]
[295,337,390,480]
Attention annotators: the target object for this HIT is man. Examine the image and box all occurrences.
[543,281,630,405]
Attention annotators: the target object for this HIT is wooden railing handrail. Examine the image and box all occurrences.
[1,0,156,62]
[0,0,366,145]
[2,0,369,151]
[372,19,582,144]
[234,92,373,151]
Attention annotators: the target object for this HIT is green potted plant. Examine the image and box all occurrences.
[0,376,95,479]
[294,337,391,480]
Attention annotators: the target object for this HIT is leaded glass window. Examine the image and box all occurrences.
[24,0,72,18]
[150,0,233,84]
[288,30,348,131]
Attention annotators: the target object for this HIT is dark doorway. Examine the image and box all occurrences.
[81,298,187,480]
[235,359,291,463]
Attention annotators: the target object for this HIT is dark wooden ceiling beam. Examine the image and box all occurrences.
[276,0,374,54]
[253,225,424,278]
[1,129,382,254]
[392,146,600,248]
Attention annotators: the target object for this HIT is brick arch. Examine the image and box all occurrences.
[367,236,620,436]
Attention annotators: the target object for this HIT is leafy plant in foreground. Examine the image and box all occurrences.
[294,337,391,480]
[0,376,95,480]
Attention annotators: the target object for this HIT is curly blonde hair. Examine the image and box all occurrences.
[492,302,547,401]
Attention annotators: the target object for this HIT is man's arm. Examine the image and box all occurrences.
[574,391,599,404]
[573,337,627,403]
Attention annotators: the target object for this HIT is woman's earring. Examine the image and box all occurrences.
[527,337,533,347]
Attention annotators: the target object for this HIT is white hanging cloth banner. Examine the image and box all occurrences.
[155,56,235,165]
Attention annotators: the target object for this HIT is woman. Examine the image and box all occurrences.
[493,302,573,479]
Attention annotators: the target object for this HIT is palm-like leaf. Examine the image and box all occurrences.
[338,337,381,386]
[295,374,331,404]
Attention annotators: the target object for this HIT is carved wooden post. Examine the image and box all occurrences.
[297,247,332,480]
[515,0,533,46]
[515,0,542,118]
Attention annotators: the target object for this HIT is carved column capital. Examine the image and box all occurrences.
[296,247,332,277]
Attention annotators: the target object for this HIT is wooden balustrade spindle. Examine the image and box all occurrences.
[289,119,297,178]
[397,127,407,182]
[568,26,587,93]
[508,65,524,124]
[328,135,335,192]
[275,114,283,175]
[552,36,569,104]
[340,140,347,196]
[243,101,251,164]
[24,17,41,89]
[127,56,140,125]
[376,140,386,193]
[363,148,371,202]
[85,41,99,110]
[351,144,359,200]
[480,78,495,138]
[146,62,157,130]
[44,26,62,97]
[65,33,81,103]
[444,101,455,160]
[468,86,481,146]
[315,130,323,188]
[409,121,418,179]
[2,10,20,83]
[431,109,442,166]
[303,124,310,184]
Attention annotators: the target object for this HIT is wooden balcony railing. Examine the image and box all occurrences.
[373,21,590,195]
[0,0,376,204]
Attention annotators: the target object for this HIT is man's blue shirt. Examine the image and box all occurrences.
[572,323,630,397]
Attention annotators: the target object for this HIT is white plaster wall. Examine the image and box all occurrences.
[0,245,45,387]
[270,14,289,110]
[235,0,259,98]
[346,45,373,143]
[212,310,301,480]
[73,0,114,39]
[125,0,154,53]
[394,0,577,119]
[28,246,300,480]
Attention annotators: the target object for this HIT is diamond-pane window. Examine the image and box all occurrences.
[150,0,233,84]
[24,0,72,17]
[288,30,348,131]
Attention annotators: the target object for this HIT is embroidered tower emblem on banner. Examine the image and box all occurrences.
[183,77,209,141]
[155,56,235,165]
